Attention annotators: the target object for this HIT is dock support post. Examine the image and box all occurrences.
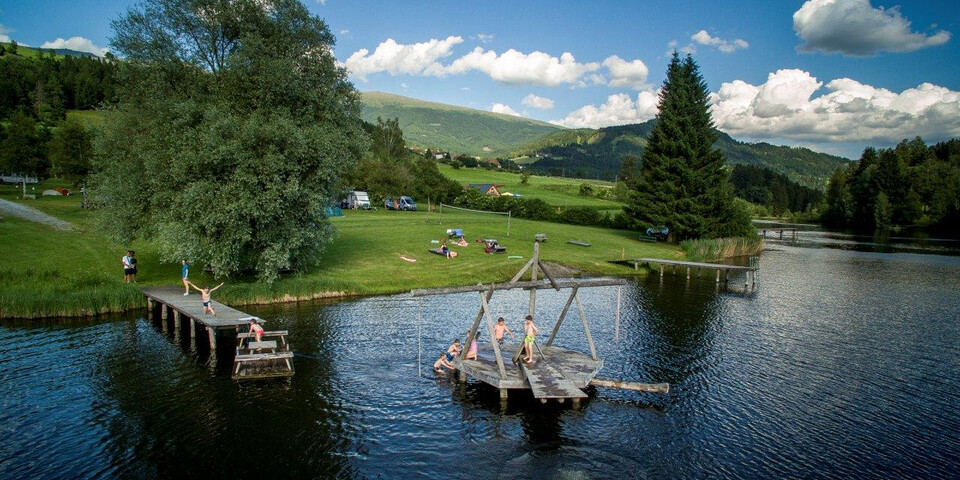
[575,293,598,361]
[207,327,216,352]
[633,261,638,272]
[572,398,581,409]
[500,388,508,401]
[189,318,196,338]
[659,265,664,277]
[173,311,181,333]
[724,269,730,284]
[779,230,783,239]
[686,267,691,279]
[146,298,152,314]
[716,269,721,283]
[459,370,466,382]
[161,304,168,320]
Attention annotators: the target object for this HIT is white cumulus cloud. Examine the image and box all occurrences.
[491,103,522,116]
[521,94,554,110]
[444,47,600,87]
[476,33,494,44]
[691,30,749,53]
[602,55,650,89]
[40,36,108,56]
[343,36,463,81]
[551,91,660,128]
[793,0,951,56]
[709,69,960,145]
[0,24,12,43]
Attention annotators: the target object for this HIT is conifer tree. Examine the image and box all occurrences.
[625,53,752,240]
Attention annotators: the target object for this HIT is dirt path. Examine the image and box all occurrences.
[0,198,74,231]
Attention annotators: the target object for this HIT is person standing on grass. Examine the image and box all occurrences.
[189,281,225,316]
[181,260,190,296]
[122,250,134,283]
[130,251,138,283]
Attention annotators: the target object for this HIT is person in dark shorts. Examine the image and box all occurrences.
[122,250,134,283]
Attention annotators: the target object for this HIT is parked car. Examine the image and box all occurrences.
[384,195,417,211]
[645,226,669,241]
[345,191,371,210]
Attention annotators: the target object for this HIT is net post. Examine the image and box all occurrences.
[507,211,511,237]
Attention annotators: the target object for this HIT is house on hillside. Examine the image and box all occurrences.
[465,183,505,197]
[484,159,502,168]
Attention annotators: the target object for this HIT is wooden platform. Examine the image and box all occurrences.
[457,343,602,392]
[142,286,294,380]
[519,360,588,399]
[142,286,255,328]
[618,258,757,272]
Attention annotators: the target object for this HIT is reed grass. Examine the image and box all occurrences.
[680,237,765,263]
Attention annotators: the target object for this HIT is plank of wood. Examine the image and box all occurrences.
[567,240,591,247]
[246,341,277,350]
[519,361,587,399]
[236,330,288,338]
[590,378,670,394]
[235,352,294,361]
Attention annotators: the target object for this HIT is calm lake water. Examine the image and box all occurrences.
[2,229,959,479]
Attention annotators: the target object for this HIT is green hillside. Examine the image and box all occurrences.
[359,91,562,156]
[513,121,850,188]
[0,42,97,59]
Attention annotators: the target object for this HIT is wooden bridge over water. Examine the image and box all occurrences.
[142,286,293,380]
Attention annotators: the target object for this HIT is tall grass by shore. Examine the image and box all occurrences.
[680,237,765,263]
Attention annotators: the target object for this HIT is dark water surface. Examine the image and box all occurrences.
[2,231,960,479]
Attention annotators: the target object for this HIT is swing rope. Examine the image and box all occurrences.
[417,298,422,378]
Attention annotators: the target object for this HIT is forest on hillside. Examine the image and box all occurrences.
[823,138,960,236]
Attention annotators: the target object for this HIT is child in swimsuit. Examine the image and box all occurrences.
[465,330,479,360]
[446,339,461,361]
[494,317,514,345]
[523,315,539,364]
[189,281,225,316]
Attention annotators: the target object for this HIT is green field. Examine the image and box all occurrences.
[0,180,679,318]
[438,164,624,210]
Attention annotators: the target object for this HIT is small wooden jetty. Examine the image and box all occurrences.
[759,227,797,240]
[142,286,293,380]
[413,243,668,406]
[610,257,758,289]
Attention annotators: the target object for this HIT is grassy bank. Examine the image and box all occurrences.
[437,164,623,210]
[1,183,681,318]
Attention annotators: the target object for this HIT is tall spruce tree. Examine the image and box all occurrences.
[626,53,752,240]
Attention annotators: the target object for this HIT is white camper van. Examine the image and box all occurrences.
[347,191,371,210]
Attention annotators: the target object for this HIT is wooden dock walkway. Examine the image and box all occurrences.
[141,286,293,380]
[519,360,589,400]
[759,227,797,240]
[610,257,759,289]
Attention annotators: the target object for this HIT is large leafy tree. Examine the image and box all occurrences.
[625,53,752,240]
[93,0,366,282]
[48,117,93,184]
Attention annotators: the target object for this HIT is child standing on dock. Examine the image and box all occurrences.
[181,260,190,296]
[189,281,225,316]
[523,315,539,364]
[494,317,514,345]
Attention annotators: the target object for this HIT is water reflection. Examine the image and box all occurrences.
[2,236,960,479]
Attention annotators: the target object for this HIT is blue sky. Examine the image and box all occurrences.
[1,0,958,158]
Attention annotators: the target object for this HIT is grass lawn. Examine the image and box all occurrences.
[438,164,623,210]
[1,180,680,318]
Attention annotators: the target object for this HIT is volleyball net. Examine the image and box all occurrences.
[437,203,511,238]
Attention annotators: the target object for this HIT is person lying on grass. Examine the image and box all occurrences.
[188,281,225,316]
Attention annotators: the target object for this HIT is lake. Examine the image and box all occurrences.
[2,228,959,479]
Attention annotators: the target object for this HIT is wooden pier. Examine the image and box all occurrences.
[610,257,759,289]
[414,243,668,405]
[142,286,293,380]
[759,227,797,240]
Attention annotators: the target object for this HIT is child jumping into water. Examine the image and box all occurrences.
[188,281,225,316]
